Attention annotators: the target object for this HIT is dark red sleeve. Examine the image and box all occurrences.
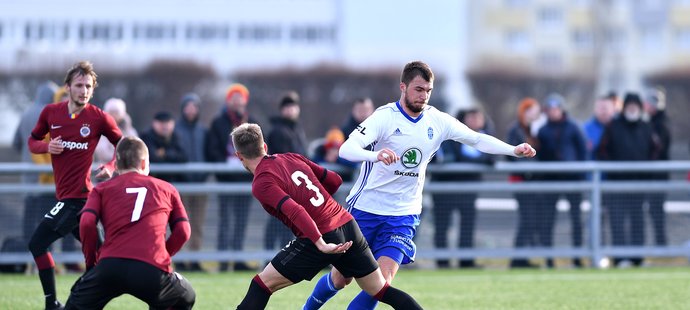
[252,172,322,243]
[301,154,343,195]
[101,112,123,146]
[166,188,190,256]
[28,107,50,154]
[80,189,103,268]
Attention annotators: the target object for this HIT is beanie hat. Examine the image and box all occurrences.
[180,92,201,107]
[153,111,173,122]
[544,93,565,109]
[324,127,345,150]
[279,91,300,109]
[225,83,249,103]
[623,93,643,109]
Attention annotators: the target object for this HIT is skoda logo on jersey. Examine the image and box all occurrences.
[401,148,422,168]
[80,124,91,137]
[427,127,434,140]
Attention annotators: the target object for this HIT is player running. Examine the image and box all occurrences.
[303,61,536,309]
[26,61,123,310]
[231,123,423,310]
[64,137,196,309]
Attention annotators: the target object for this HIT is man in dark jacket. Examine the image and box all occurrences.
[535,93,587,268]
[598,93,660,267]
[174,93,208,271]
[431,108,493,269]
[205,83,256,271]
[141,111,188,183]
[644,88,670,246]
[264,91,308,251]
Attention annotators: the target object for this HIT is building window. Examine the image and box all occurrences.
[537,7,563,29]
[186,24,230,41]
[290,25,335,44]
[237,24,281,42]
[675,28,690,50]
[134,24,176,41]
[504,0,529,8]
[572,29,594,51]
[640,27,663,52]
[504,29,531,53]
[605,28,627,52]
[538,51,563,71]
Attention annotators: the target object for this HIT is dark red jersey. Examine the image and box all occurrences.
[30,101,122,200]
[80,172,190,273]
[252,153,353,243]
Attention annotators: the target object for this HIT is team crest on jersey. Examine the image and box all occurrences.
[401,148,422,168]
[80,124,91,137]
[427,127,434,140]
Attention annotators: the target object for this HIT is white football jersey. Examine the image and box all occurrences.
[345,101,482,216]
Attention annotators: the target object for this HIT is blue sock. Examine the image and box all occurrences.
[347,290,379,310]
[303,273,340,310]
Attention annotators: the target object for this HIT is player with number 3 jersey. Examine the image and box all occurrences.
[230,123,422,310]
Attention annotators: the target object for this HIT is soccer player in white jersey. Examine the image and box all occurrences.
[303,61,536,310]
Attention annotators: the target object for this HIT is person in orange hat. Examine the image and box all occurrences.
[205,83,258,271]
[507,97,543,269]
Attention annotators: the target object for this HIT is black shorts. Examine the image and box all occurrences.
[65,258,195,310]
[271,219,378,284]
[42,199,86,236]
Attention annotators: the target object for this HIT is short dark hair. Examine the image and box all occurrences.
[64,61,98,88]
[116,137,149,171]
[231,123,265,159]
[401,61,434,86]
[456,107,482,123]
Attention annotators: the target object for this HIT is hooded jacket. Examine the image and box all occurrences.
[175,93,208,183]
[12,81,57,184]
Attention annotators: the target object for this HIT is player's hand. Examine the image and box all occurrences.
[514,143,536,158]
[377,149,399,165]
[315,238,353,254]
[94,165,113,180]
[48,136,64,154]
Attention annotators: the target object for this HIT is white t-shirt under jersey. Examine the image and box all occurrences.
[343,101,515,216]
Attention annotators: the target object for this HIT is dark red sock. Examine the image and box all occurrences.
[34,252,55,270]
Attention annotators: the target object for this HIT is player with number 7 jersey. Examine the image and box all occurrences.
[67,137,195,309]
[80,171,189,272]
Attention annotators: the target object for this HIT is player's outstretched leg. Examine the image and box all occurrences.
[352,268,422,310]
[28,222,65,310]
[303,270,350,310]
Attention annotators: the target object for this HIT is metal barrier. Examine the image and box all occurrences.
[1,161,689,268]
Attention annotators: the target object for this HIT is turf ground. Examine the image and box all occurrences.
[1,267,689,309]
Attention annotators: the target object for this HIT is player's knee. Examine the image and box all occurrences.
[27,233,47,256]
[330,271,352,289]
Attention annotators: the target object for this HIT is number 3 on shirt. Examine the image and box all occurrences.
[126,187,148,222]
[291,170,324,207]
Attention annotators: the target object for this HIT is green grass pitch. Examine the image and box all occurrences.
[1,267,689,309]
